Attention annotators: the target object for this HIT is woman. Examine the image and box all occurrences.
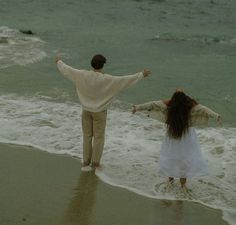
[132,89,221,188]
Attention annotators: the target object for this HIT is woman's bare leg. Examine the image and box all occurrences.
[180,178,187,188]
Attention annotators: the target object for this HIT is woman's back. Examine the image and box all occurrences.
[165,91,197,139]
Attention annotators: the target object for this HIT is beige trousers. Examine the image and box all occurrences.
[82,110,107,165]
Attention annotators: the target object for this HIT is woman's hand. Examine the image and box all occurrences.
[132,105,137,114]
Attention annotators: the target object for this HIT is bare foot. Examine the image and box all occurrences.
[92,162,102,171]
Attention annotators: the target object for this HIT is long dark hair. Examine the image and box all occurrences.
[166,91,197,139]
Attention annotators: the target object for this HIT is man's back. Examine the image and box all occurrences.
[57,60,143,112]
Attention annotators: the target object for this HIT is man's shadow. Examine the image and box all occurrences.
[62,171,98,225]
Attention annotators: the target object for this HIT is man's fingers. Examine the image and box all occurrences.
[143,69,151,77]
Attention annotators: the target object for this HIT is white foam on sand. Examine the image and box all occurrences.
[0,26,47,68]
[0,94,235,225]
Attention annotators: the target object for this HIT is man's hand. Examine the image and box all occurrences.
[55,54,61,63]
[142,69,151,77]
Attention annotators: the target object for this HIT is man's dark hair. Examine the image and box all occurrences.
[91,54,106,70]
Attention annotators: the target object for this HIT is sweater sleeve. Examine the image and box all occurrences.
[110,72,144,92]
[135,101,167,122]
[190,104,220,126]
[57,60,82,82]
[136,101,165,111]
[198,104,219,119]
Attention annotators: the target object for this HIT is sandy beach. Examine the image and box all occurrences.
[0,0,235,224]
[0,143,229,225]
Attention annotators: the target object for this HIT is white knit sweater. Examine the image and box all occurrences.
[136,100,220,125]
[57,60,144,112]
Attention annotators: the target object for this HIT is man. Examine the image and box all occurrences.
[56,54,150,171]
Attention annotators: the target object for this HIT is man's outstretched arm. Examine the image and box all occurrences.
[55,55,81,82]
[110,69,151,93]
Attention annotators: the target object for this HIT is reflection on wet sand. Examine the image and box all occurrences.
[159,200,184,225]
[62,172,98,225]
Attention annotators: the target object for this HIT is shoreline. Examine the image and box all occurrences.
[0,142,229,225]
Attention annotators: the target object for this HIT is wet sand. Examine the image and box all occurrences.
[0,143,229,225]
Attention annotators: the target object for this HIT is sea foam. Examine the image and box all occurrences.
[0,26,47,69]
[0,94,235,225]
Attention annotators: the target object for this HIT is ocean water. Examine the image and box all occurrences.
[0,0,236,224]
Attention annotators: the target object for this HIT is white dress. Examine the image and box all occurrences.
[158,127,208,178]
[136,100,219,178]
